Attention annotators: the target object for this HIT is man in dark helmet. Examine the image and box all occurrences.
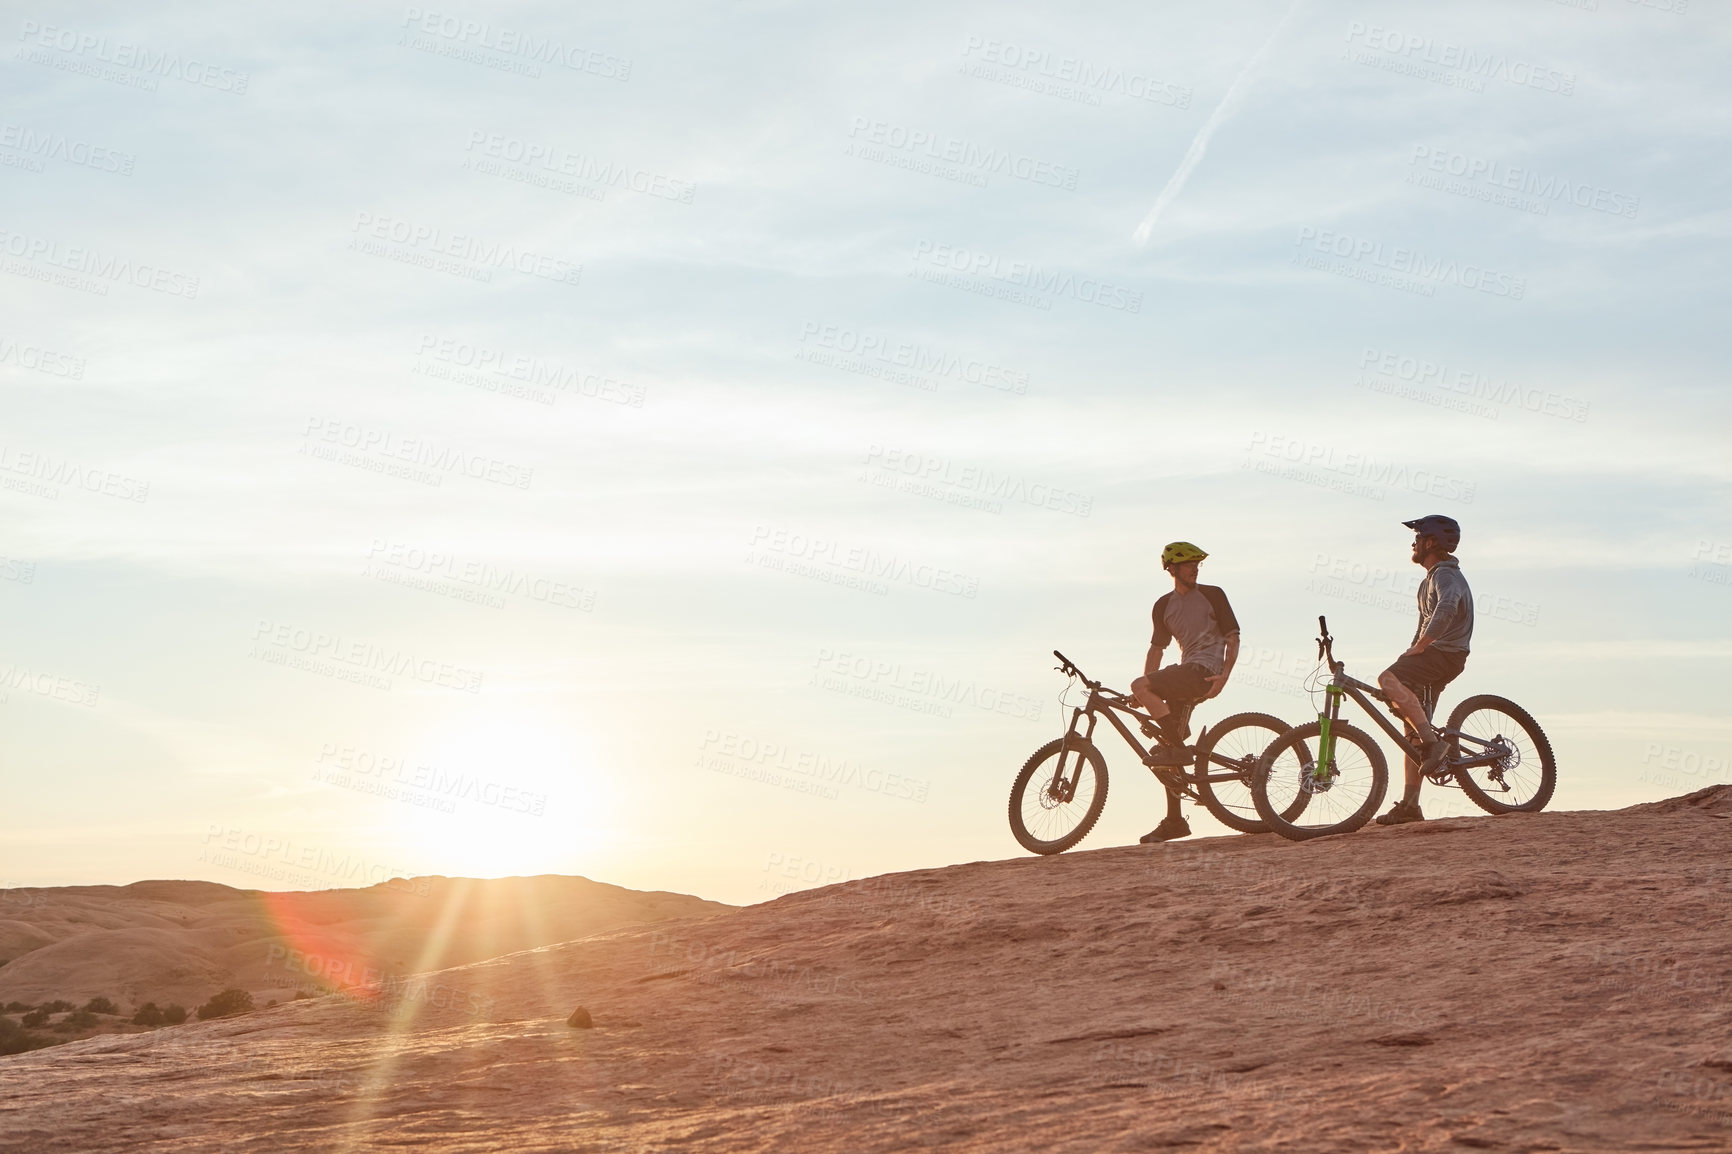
[1375,514,1473,826]
[1130,541,1241,843]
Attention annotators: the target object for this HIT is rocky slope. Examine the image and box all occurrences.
[3,789,1731,1152]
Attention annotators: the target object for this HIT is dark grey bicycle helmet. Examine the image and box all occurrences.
[1402,514,1461,551]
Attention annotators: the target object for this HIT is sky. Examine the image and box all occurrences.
[1,0,1727,907]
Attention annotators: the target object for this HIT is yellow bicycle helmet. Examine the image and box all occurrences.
[1161,541,1208,568]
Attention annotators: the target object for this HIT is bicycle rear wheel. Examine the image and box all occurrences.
[1008,737,1109,855]
[1253,720,1388,841]
[1194,712,1298,834]
[1446,695,1556,813]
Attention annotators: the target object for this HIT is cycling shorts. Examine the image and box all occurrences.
[1386,646,1467,716]
[1143,662,1212,704]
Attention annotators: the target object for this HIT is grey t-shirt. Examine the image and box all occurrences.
[1150,585,1240,675]
[1413,556,1473,653]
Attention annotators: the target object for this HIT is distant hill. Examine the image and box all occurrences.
[0,874,731,1011]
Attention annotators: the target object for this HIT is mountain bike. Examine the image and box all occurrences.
[1008,650,1298,854]
[1250,616,1556,841]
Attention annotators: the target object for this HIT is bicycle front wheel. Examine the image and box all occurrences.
[1446,695,1556,813]
[1008,737,1109,855]
[1194,712,1297,834]
[1253,720,1388,841]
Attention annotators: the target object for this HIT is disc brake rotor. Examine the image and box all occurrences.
[1297,761,1336,796]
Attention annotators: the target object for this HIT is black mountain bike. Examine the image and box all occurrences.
[1250,617,1556,841]
[1008,651,1297,854]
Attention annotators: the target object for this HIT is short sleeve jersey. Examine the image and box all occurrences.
[1150,585,1240,676]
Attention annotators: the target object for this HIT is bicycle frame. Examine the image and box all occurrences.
[1050,651,1246,798]
[1310,618,1512,783]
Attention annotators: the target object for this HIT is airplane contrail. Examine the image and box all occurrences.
[1133,0,1304,246]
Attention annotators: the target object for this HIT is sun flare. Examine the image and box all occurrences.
[388,710,617,878]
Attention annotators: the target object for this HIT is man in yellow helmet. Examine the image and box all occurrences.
[1130,541,1241,843]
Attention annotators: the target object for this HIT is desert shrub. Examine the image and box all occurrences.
[3,1001,30,1013]
[41,1000,74,1013]
[292,989,314,1000]
[82,996,120,1015]
[20,1008,49,1028]
[0,1015,51,1056]
[131,1003,164,1027]
[53,1009,97,1031]
[162,1004,188,1024]
[195,989,254,1020]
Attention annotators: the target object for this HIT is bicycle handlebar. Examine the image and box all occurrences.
[1316,615,1342,673]
[1052,650,1100,689]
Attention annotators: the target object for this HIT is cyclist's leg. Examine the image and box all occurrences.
[1379,659,1442,806]
[1130,675,1171,720]
[1132,666,1180,719]
[1139,779,1190,842]
[1135,664,1207,726]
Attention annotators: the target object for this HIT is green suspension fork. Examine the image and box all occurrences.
[1314,686,1343,780]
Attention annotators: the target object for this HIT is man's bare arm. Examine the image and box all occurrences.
[1144,645,1166,680]
[1204,633,1240,698]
